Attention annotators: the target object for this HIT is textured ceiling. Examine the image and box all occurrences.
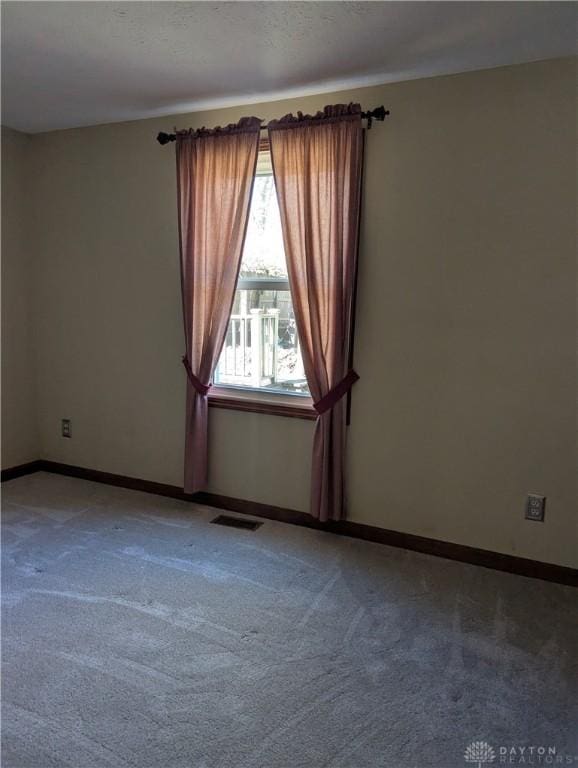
[1,1,576,133]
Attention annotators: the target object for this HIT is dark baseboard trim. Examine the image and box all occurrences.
[1,460,43,482]
[37,460,190,501]
[4,459,577,587]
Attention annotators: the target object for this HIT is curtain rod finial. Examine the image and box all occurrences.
[157,131,174,145]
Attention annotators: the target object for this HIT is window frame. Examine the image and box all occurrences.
[209,142,315,419]
[208,386,316,420]
[237,276,290,292]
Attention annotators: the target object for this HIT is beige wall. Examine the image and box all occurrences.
[1,127,38,467]
[20,57,578,567]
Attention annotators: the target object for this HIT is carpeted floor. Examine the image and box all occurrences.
[2,472,577,768]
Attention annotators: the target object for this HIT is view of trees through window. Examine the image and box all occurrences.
[240,174,285,279]
[214,155,309,395]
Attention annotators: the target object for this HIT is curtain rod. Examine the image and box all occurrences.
[156,106,389,145]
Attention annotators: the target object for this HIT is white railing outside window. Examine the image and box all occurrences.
[218,307,280,388]
[215,277,307,394]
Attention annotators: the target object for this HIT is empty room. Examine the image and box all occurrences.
[1,2,576,766]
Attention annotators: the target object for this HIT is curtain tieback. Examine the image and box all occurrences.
[182,356,211,396]
[313,369,359,415]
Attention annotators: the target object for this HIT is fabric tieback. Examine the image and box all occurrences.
[313,369,360,415]
[182,356,211,396]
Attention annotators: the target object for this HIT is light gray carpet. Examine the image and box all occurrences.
[2,472,577,768]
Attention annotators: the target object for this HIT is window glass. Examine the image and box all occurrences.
[214,152,309,396]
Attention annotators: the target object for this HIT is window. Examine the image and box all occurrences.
[214,148,309,397]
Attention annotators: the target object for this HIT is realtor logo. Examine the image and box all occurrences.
[464,741,496,767]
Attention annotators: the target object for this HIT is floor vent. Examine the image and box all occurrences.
[210,514,263,531]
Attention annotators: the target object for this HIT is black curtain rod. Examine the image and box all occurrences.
[156,106,389,145]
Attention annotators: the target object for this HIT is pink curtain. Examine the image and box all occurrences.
[177,118,261,493]
[268,104,363,522]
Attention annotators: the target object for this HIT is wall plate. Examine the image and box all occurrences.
[525,494,546,522]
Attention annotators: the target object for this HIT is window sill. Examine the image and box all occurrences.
[208,387,317,420]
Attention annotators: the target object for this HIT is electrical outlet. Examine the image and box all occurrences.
[525,494,545,522]
[62,419,71,438]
